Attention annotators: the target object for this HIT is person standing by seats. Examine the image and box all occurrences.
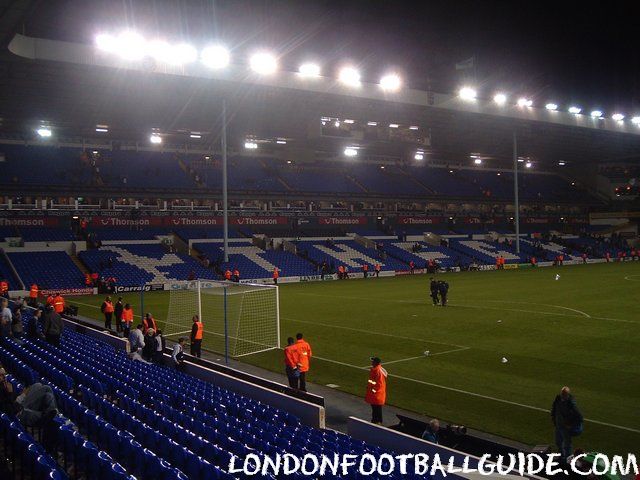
[129,324,145,358]
[429,278,439,306]
[142,329,156,362]
[551,386,583,462]
[283,337,301,389]
[11,306,23,339]
[295,333,312,392]
[143,313,157,334]
[101,296,114,330]
[15,382,59,453]
[0,298,12,338]
[374,263,381,278]
[114,297,124,333]
[154,329,165,364]
[29,283,39,307]
[190,315,203,358]
[122,303,134,337]
[43,305,63,347]
[438,280,449,307]
[53,293,65,315]
[172,337,186,371]
[365,356,387,425]
[224,269,232,281]
[0,279,8,298]
[273,267,279,285]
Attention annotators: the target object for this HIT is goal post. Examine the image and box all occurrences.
[157,280,280,361]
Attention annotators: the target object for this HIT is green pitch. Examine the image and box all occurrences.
[67,262,640,455]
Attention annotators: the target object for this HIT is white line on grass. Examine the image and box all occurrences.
[283,317,469,349]
[487,300,591,318]
[357,347,471,368]
[309,355,640,435]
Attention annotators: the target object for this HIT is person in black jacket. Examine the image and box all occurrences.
[114,297,124,333]
[43,306,63,346]
[429,278,439,306]
[437,280,449,307]
[551,386,583,461]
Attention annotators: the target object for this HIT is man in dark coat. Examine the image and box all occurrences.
[551,386,583,461]
[429,278,439,306]
[437,280,449,306]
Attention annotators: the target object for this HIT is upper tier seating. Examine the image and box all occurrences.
[8,251,85,289]
[0,308,419,480]
[349,165,427,195]
[101,151,194,190]
[277,165,362,193]
[190,156,287,191]
[79,244,216,285]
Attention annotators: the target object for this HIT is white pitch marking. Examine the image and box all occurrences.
[487,300,592,318]
[358,347,471,368]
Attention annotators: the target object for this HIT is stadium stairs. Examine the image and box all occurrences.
[0,306,423,480]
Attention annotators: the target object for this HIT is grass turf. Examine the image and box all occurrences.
[67,261,640,455]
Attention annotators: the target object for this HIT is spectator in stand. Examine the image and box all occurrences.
[114,297,124,333]
[190,315,203,358]
[43,305,63,347]
[172,337,186,370]
[0,367,16,414]
[11,306,23,339]
[122,303,134,337]
[15,382,59,452]
[365,356,387,425]
[295,333,312,392]
[142,329,156,362]
[224,269,232,281]
[129,324,145,359]
[27,309,44,340]
[283,337,301,389]
[421,419,440,444]
[0,298,11,338]
[154,329,165,364]
[233,268,240,283]
[101,296,114,330]
[551,386,583,461]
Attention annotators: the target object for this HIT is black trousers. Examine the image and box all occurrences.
[115,316,122,332]
[104,312,113,330]
[431,293,439,305]
[371,404,383,424]
[440,294,447,306]
[45,334,60,347]
[190,340,202,358]
[298,372,307,391]
[123,325,131,338]
[285,366,298,389]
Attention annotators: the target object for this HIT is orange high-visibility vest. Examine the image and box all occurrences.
[123,308,134,324]
[273,268,279,279]
[194,321,203,340]
[224,270,232,280]
[365,364,388,406]
[284,344,300,368]
[0,281,7,294]
[53,295,65,313]
[295,339,312,372]
[104,301,114,313]
[29,284,38,299]
[46,295,54,306]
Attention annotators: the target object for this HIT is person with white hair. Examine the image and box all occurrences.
[551,386,584,461]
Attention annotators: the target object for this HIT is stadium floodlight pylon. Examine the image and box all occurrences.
[146,279,280,362]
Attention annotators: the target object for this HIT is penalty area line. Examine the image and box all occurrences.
[310,355,640,435]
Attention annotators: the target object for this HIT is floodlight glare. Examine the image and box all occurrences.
[590,110,603,118]
[250,52,277,74]
[631,116,640,125]
[380,73,401,91]
[190,133,202,139]
[36,127,52,138]
[116,31,147,60]
[568,106,582,114]
[338,67,361,87]
[276,139,287,144]
[493,93,507,105]
[458,87,477,101]
[388,123,399,128]
[525,161,532,168]
[149,134,162,144]
[244,141,258,149]
[545,103,558,111]
[367,121,378,126]
[409,126,419,130]
[343,119,355,124]
[95,34,117,52]
[558,161,566,166]
[517,97,532,107]
[201,45,230,69]
[95,126,109,133]
[344,147,358,157]
[298,63,321,77]
[334,120,341,127]
[473,158,482,165]
[611,113,625,121]
[414,153,424,160]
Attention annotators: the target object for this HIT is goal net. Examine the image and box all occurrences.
[160,280,280,357]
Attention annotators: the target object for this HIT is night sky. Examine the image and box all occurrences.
[24,0,640,112]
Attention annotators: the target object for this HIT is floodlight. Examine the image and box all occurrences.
[380,73,401,91]
[409,126,419,130]
[298,63,320,77]
[458,87,477,101]
[389,123,399,128]
[493,93,507,105]
[631,116,640,125]
[414,153,424,160]
[201,45,230,69]
[344,119,355,124]
[611,113,625,121]
[36,127,52,138]
[545,103,558,111]
[367,121,378,126]
[344,147,358,157]
[497,172,501,176]
[190,133,202,139]
[95,125,109,133]
[334,120,340,127]
[115,31,147,60]
[250,52,277,74]
[590,110,603,118]
[558,161,566,166]
[244,141,258,149]
[380,166,385,169]
[95,34,117,52]
[568,106,581,114]
[338,67,361,87]
[149,134,162,144]
[525,161,532,168]
[276,139,287,144]
[517,97,532,107]
[473,158,482,165]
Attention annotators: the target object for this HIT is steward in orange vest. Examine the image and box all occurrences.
[374,264,381,277]
[362,263,369,278]
[101,296,115,330]
[0,280,8,297]
[53,294,65,314]
[122,304,134,336]
[190,314,203,358]
[295,333,312,392]
[224,269,232,281]
[273,267,279,284]
[29,284,39,305]
[365,357,388,424]
[143,313,157,334]
[284,337,301,389]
